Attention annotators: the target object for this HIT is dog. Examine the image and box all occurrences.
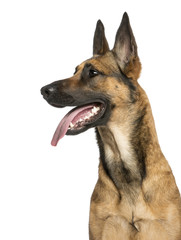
[41,12,181,239]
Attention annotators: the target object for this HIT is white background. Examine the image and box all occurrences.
[0,0,181,239]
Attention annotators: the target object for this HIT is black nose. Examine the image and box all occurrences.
[41,85,56,99]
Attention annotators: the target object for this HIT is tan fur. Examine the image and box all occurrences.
[71,49,181,239]
[41,13,181,239]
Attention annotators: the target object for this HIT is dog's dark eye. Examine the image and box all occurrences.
[89,69,99,78]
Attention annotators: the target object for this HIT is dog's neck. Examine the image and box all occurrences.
[96,87,163,200]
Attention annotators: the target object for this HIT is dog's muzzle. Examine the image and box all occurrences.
[41,82,75,108]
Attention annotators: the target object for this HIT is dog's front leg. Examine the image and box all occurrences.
[89,177,132,240]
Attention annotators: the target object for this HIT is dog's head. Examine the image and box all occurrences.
[41,12,141,146]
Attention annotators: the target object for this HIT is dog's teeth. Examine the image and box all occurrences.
[92,106,100,114]
[92,106,97,114]
[88,113,93,117]
[71,106,101,128]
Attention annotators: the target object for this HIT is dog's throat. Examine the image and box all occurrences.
[96,125,145,196]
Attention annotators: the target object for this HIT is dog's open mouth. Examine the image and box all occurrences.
[51,102,106,146]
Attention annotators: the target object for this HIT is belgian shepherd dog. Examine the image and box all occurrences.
[41,12,181,240]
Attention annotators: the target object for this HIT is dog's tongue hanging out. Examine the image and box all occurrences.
[51,103,101,146]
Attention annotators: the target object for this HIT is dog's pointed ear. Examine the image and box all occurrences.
[93,20,110,55]
[113,12,141,80]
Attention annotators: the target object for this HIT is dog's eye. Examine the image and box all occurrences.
[89,69,99,78]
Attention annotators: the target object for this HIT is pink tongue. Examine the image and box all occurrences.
[51,104,95,146]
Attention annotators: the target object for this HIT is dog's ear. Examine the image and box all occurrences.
[93,20,110,55]
[113,12,141,81]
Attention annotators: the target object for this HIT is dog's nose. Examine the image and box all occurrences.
[41,85,56,99]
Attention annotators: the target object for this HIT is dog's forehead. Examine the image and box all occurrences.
[76,52,118,75]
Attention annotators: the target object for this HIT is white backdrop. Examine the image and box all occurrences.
[0,0,181,239]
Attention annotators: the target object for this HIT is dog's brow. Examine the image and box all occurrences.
[83,63,105,75]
